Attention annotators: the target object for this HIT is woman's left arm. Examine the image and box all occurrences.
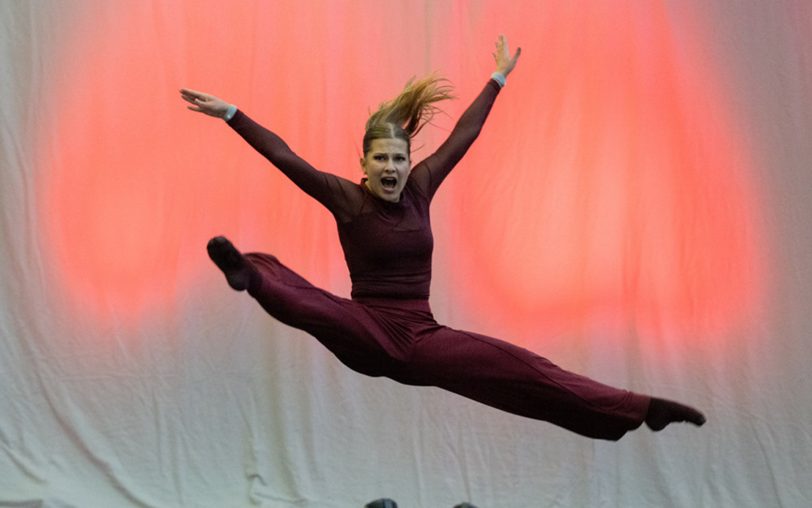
[413,35,521,199]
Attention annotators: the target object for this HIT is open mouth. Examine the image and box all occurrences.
[381,177,398,190]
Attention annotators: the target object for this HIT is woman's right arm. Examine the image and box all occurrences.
[180,88,356,213]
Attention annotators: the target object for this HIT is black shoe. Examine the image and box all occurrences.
[206,236,253,291]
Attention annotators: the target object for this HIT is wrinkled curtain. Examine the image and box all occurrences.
[1,1,809,506]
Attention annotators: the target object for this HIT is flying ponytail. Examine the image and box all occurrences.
[362,75,455,155]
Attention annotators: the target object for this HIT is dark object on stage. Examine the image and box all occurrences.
[365,499,398,508]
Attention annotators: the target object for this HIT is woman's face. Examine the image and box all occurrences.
[361,138,411,202]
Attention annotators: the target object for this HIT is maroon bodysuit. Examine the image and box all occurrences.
[226,79,649,440]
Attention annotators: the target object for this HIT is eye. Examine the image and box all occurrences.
[395,155,407,162]
[374,155,385,161]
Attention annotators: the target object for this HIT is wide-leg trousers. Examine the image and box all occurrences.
[244,253,649,440]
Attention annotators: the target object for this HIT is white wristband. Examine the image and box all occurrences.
[223,104,237,121]
[490,72,506,88]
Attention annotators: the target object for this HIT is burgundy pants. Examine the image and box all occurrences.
[244,253,649,440]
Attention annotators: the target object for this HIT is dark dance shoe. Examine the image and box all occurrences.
[645,397,706,431]
[206,236,254,291]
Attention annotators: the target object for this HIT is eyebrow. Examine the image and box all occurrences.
[372,152,408,156]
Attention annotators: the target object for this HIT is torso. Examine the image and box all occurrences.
[338,179,433,300]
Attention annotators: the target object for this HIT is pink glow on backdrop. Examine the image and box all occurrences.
[38,0,445,327]
[38,1,764,343]
[448,2,765,342]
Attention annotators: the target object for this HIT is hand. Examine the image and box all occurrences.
[493,35,521,77]
[179,88,231,119]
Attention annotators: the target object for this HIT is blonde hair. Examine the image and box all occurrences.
[363,75,455,156]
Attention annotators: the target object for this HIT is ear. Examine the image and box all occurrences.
[360,157,367,174]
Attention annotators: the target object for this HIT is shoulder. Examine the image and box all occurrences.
[404,174,430,205]
[406,160,433,197]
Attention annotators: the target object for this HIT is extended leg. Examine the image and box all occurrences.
[407,327,649,439]
[207,237,404,377]
[406,326,704,439]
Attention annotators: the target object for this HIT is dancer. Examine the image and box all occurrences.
[180,36,704,440]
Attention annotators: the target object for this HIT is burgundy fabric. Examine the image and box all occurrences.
[245,252,648,440]
[229,79,650,439]
[229,80,502,300]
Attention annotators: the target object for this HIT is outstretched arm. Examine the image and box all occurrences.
[412,35,521,199]
[179,88,358,216]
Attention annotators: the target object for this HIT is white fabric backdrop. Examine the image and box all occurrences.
[1,1,810,506]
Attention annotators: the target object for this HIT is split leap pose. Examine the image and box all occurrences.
[180,36,704,440]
